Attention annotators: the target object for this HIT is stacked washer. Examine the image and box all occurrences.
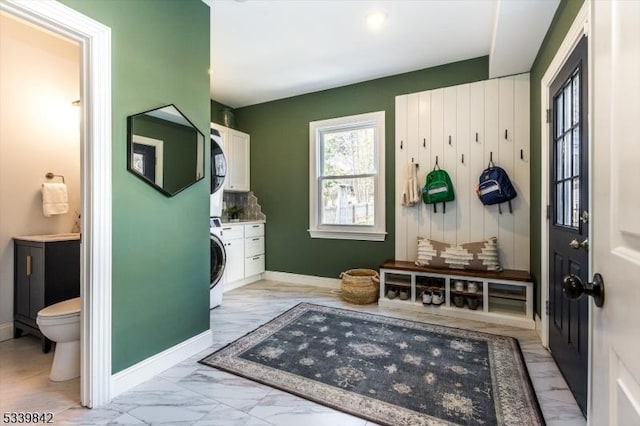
[210,127,227,309]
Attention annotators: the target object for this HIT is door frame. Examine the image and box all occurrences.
[540,0,592,419]
[0,0,112,408]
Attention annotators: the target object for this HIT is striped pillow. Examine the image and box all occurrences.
[415,237,502,271]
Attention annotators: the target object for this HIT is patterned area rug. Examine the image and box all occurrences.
[200,303,544,425]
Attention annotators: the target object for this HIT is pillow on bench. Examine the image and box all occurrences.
[415,236,502,271]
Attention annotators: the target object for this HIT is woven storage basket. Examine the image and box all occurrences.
[340,269,380,304]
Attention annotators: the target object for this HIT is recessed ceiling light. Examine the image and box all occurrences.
[366,11,387,31]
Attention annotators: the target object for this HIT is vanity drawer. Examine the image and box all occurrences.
[245,254,265,277]
[245,236,264,257]
[221,225,244,240]
[245,223,264,238]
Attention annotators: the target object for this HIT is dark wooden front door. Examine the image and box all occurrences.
[548,36,589,417]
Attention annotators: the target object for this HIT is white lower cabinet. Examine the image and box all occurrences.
[222,222,265,287]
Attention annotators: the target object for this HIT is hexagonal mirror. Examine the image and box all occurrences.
[127,104,205,196]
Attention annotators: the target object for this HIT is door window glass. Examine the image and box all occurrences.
[553,67,582,229]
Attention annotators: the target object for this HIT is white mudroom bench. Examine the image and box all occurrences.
[379,260,534,329]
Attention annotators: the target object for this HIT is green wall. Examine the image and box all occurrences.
[530,0,585,315]
[233,57,488,278]
[59,0,211,373]
[210,99,234,126]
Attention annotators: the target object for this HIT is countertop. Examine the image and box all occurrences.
[14,233,81,242]
[221,219,265,226]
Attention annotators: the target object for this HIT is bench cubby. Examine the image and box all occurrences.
[379,260,534,329]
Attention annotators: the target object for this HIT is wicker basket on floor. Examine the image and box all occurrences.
[340,269,380,304]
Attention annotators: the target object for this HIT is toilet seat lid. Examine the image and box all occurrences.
[38,297,80,318]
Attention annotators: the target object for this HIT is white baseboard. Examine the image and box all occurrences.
[224,274,262,293]
[535,314,542,338]
[110,329,212,398]
[0,321,13,342]
[263,270,341,289]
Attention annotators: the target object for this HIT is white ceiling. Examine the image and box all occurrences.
[206,0,559,109]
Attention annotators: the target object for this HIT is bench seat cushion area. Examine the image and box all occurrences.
[381,260,532,282]
[415,237,502,272]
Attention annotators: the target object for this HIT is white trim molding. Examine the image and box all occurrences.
[0,0,113,408]
[264,271,342,289]
[0,321,13,342]
[131,134,164,187]
[224,274,263,292]
[110,330,212,398]
[539,1,589,350]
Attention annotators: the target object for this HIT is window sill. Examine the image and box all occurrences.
[308,229,387,242]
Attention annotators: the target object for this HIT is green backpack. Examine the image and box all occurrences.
[422,166,455,213]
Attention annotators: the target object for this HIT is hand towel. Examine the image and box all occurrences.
[42,182,69,217]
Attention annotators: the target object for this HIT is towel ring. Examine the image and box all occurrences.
[45,172,65,183]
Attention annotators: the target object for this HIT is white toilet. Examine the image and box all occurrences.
[36,297,81,381]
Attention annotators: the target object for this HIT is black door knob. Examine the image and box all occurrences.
[562,273,605,307]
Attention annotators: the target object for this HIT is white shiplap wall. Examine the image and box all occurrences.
[395,73,530,270]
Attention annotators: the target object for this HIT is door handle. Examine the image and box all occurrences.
[563,273,605,307]
[26,255,32,276]
[569,238,588,250]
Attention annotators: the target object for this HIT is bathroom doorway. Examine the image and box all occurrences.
[0,9,82,412]
[0,0,112,409]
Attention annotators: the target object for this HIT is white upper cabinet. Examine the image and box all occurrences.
[211,123,250,192]
[395,74,530,270]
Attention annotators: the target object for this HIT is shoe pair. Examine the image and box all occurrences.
[453,294,481,310]
[423,291,443,306]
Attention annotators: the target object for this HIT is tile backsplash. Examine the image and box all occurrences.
[222,191,266,221]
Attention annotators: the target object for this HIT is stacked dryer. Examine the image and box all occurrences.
[209,127,227,309]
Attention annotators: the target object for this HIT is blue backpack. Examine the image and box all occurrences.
[476,163,517,214]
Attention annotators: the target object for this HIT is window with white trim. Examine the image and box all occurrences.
[309,111,386,241]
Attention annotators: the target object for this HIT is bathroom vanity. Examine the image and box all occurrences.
[13,233,80,352]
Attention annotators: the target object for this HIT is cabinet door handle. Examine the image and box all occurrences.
[253,256,260,260]
[400,140,403,150]
[252,238,259,241]
[26,255,32,277]
[252,225,260,228]
[222,227,232,231]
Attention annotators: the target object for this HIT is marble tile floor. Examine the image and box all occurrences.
[0,280,586,425]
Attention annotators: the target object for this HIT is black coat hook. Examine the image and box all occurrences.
[461,154,464,164]
[400,140,403,150]
[423,138,426,148]
[448,135,452,145]
[520,149,524,160]
[504,129,508,140]
[475,132,479,143]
